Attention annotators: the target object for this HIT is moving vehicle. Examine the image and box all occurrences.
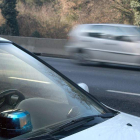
[65,24,140,65]
[0,37,140,140]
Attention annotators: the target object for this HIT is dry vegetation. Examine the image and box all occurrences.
[0,9,5,25]
[0,0,122,38]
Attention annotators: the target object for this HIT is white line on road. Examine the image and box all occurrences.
[107,90,140,97]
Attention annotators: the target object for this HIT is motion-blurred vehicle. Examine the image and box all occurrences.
[65,24,140,65]
[0,37,140,140]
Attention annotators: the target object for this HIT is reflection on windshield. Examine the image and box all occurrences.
[0,43,107,138]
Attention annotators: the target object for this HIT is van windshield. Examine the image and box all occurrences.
[0,43,108,139]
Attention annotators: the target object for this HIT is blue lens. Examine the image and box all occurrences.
[0,109,32,137]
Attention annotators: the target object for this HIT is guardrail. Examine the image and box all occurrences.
[0,35,68,57]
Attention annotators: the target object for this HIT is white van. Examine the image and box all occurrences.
[1,37,140,140]
[65,24,140,66]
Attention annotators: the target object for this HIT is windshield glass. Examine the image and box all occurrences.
[0,43,107,139]
[120,27,140,41]
[120,27,140,36]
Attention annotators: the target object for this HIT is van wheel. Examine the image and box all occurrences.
[72,49,88,64]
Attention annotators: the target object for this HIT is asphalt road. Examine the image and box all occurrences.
[40,56,140,117]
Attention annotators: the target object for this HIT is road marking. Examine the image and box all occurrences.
[9,77,50,84]
[107,90,140,97]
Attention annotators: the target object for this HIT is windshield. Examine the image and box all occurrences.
[120,27,140,41]
[120,27,140,36]
[0,43,108,139]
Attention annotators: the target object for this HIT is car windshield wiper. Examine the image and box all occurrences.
[11,113,115,140]
[49,112,115,135]
[25,134,58,140]
[10,129,58,140]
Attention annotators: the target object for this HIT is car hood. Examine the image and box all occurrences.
[62,112,140,140]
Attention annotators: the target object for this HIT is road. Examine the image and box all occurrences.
[40,56,140,117]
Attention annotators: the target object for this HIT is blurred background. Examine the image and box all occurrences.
[0,0,139,39]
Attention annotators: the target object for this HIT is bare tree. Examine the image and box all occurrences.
[112,0,134,24]
[131,0,140,26]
